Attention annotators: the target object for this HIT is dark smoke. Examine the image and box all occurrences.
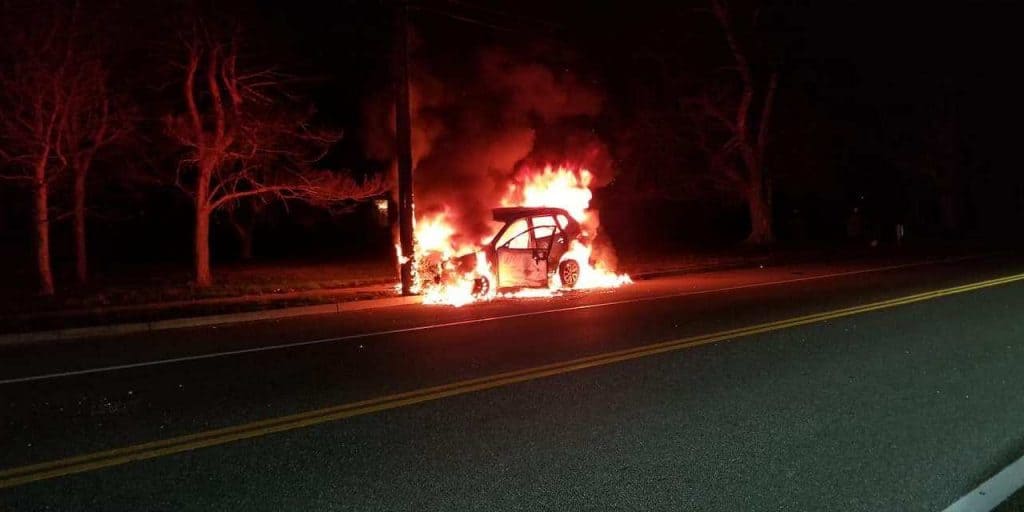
[364,44,613,251]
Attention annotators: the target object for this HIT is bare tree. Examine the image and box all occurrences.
[0,1,128,292]
[690,0,779,244]
[0,4,78,295]
[165,28,385,286]
[61,59,127,284]
[223,168,385,261]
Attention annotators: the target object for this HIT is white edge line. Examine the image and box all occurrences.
[0,296,422,345]
[941,453,1024,512]
[0,255,989,386]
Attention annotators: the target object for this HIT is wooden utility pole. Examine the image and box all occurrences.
[394,1,416,295]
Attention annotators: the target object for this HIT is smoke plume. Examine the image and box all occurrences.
[365,44,612,249]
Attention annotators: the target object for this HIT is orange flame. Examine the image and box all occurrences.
[502,165,594,223]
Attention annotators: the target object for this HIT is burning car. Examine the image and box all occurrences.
[412,165,631,306]
[451,206,587,296]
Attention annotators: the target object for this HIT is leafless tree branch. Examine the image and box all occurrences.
[164,27,389,285]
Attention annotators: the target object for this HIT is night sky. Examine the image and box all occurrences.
[2,0,1022,275]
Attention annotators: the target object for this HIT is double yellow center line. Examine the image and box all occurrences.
[4,271,1024,489]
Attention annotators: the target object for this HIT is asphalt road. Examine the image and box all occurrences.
[3,254,1024,511]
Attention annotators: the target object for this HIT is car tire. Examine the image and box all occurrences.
[559,259,581,288]
[472,275,491,297]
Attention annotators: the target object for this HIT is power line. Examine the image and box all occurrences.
[411,5,531,34]
[444,0,562,31]
[409,1,563,38]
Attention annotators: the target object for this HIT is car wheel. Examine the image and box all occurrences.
[559,259,580,288]
[472,275,491,297]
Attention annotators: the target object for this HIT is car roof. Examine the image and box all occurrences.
[492,207,573,223]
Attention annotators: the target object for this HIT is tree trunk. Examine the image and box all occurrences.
[194,203,212,286]
[745,181,774,245]
[33,177,55,295]
[73,167,88,284]
[194,163,213,286]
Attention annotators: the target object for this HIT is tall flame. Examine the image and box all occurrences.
[502,165,594,223]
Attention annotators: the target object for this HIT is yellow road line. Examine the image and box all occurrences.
[4,271,1024,489]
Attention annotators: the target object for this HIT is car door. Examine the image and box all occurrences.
[530,215,564,268]
[495,219,548,288]
[525,223,553,287]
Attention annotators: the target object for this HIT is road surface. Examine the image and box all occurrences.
[3,254,1024,511]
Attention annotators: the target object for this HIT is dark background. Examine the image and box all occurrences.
[2,0,1022,282]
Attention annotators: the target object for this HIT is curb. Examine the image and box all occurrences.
[6,282,397,323]
[0,295,422,345]
[0,260,757,345]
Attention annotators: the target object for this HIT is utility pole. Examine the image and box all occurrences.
[394,0,415,295]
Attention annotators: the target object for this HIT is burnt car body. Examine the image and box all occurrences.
[455,207,587,294]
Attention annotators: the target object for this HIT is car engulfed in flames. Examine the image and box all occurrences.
[408,165,631,307]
